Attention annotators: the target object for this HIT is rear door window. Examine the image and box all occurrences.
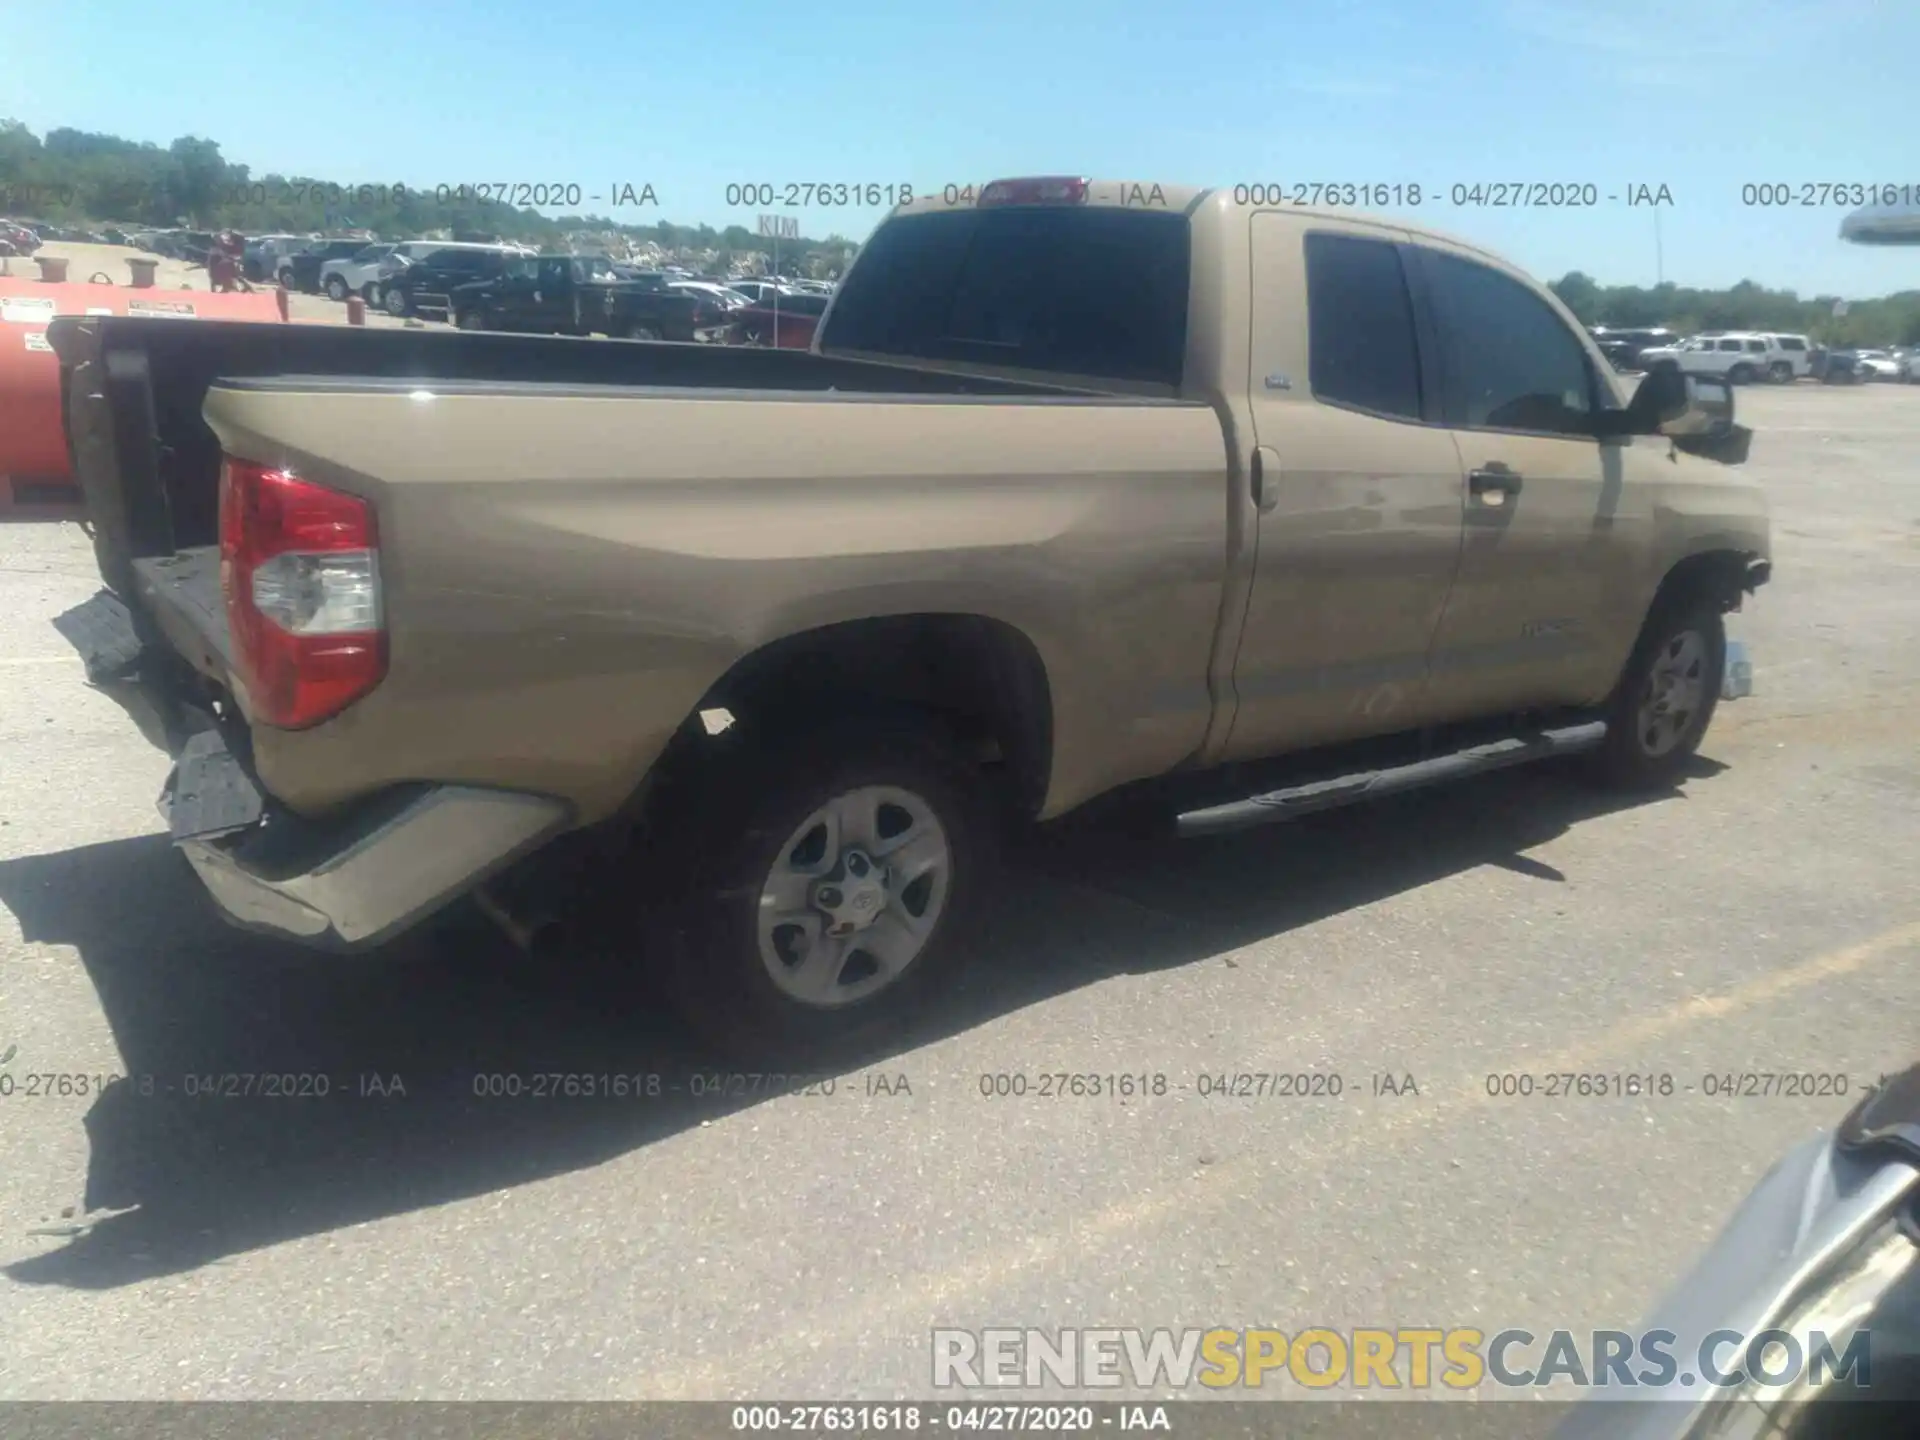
[824,206,1191,388]
[1302,231,1424,421]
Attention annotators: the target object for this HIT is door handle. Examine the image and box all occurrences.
[1468,467,1523,503]
[1251,445,1282,513]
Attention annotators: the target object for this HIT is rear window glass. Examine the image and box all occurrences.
[824,207,1190,388]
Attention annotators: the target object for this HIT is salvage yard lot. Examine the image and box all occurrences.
[0,383,1915,1399]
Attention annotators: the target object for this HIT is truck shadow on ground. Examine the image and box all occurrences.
[0,756,1719,1289]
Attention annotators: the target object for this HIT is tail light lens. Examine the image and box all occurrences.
[218,457,386,729]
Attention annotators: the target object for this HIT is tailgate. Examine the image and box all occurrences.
[50,318,260,839]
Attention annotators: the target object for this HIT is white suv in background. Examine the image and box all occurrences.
[1635,333,1772,383]
[1761,333,1814,381]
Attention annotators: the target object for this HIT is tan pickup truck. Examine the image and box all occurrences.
[51,176,1770,1059]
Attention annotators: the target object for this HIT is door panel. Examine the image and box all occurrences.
[1426,432,1627,717]
[1409,244,1643,719]
[1224,216,1468,762]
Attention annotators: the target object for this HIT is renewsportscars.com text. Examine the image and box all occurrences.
[930,1326,1874,1392]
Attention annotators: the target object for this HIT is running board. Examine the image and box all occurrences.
[1175,720,1608,838]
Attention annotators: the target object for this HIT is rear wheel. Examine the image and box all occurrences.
[1728,363,1757,384]
[625,321,662,341]
[276,266,295,290]
[384,286,409,317]
[324,275,349,301]
[1768,361,1793,384]
[455,306,488,331]
[1590,596,1725,790]
[645,711,995,1064]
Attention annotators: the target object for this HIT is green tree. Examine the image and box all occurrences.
[1549,271,1601,324]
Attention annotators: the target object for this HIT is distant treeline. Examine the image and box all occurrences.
[1549,272,1920,349]
[0,120,857,273]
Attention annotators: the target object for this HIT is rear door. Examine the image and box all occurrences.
[1223,218,1468,761]
[528,257,576,331]
[1409,243,1642,720]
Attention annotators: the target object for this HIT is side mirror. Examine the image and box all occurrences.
[1598,366,1727,438]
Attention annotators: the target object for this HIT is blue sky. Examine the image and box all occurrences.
[9,0,1917,295]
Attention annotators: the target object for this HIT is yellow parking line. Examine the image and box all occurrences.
[640,918,1920,1399]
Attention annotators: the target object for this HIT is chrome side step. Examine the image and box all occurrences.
[1175,720,1608,838]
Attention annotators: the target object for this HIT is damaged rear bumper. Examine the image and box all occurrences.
[169,777,570,949]
[55,588,571,951]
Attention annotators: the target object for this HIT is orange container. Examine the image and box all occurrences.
[0,277,285,501]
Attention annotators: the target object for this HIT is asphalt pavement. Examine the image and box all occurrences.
[0,383,1915,1401]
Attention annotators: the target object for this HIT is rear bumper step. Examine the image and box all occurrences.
[1175,720,1608,838]
[156,726,571,949]
[173,778,572,950]
[51,588,143,685]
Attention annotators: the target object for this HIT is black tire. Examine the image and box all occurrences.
[455,307,487,331]
[276,266,295,290]
[1768,361,1793,384]
[1728,363,1756,385]
[384,286,409,317]
[1590,595,1726,790]
[324,275,349,301]
[647,710,996,1065]
[625,321,662,341]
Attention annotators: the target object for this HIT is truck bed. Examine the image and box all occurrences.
[49,316,1106,598]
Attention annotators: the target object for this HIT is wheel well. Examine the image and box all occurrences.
[1651,549,1762,618]
[654,614,1054,820]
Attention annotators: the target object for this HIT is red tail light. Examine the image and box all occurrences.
[218,456,386,729]
[977,176,1089,207]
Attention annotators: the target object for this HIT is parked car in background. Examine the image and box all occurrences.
[727,278,801,304]
[449,252,723,340]
[1762,332,1814,380]
[177,231,219,267]
[727,289,831,348]
[1636,334,1772,383]
[1902,349,1920,382]
[1812,348,1870,384]
[1588,327,1678,372]
[321,243,402,301]
[242,234,310,282]
[278,238,370,293]
[1855,349,1905,380]
[0,219,40,255]
[377,243,523,318]
[669,279,754,310]
[607,267,677,291]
